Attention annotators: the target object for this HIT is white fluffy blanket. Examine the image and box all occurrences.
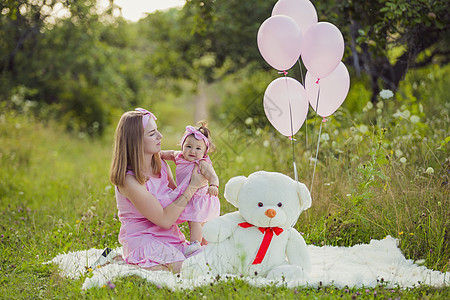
[45,236,448,290]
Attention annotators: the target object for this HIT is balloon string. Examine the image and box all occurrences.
[282,72,298,182]
[310,84,321,194]
[297,58,308,152]
[310,120,322,194]
[315,83,320,113]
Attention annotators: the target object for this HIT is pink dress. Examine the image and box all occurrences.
[115,160,187,268]
[175,153,220,222]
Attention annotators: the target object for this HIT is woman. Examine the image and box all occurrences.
[109,108,207,272]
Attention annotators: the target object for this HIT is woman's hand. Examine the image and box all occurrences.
[189,165,208,189]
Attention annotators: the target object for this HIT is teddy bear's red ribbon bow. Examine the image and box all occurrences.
[238,222,284,265]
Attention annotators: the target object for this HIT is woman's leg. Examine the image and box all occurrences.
[167,261,183,273]
[144,264,170,271]
[144,261,183,273]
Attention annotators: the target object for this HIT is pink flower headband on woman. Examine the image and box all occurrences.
[181,125,210,154]
[135,108,157,129]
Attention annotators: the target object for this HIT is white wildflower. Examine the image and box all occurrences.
[236,156,244,163]
[403,110,411,118]
[334,130,339,135]
[263,140,270,147]
[376,101,384,109]
[359,125,369,134]
[377,109,383,115]
[366,101,374,110]
[393,109,411,119]
[393,110,403,118]
[244,117,253,125]
[395,149,403,157]
[379,89,394,99]
[400,157,407,164]
[255,128,262,136]
[320,133,330,141]
[425,167,434,175]
[410,115,420,123]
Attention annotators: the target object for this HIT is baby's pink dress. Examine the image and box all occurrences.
[175,153,220,222]
[115,160,187,268]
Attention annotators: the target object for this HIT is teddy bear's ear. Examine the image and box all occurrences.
[296,181,312,211]
[224,176,247,208]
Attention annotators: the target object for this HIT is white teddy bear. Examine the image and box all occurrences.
[181,171,312,280]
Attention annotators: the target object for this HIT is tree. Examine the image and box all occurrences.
[314,0,449,102]
[0,0,145,134]
[178,0,449,101]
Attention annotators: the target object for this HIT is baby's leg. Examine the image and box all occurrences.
[184,222,204,256]
[188,221,203,243]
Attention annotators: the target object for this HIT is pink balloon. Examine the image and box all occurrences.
[305,62,350,117]
[272,0,318,36]
[301,22,345,79]
[264,77,309,136]
[257,15,303,71]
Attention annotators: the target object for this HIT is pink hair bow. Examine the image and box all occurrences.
[181,125,210,153]
[135,108,157,129]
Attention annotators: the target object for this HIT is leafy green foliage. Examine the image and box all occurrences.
[314,0,449,101]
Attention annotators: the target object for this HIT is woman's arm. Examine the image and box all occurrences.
[120,165,206,229]
[164,160,177,190]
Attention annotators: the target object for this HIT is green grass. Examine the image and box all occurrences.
[1,82,449,299]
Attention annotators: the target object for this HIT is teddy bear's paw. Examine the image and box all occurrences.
[266,265,309,282]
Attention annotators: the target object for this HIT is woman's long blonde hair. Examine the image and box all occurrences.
[110,111,161,187]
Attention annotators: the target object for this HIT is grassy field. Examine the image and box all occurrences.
[1,72,449,298]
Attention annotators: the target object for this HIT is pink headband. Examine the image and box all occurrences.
[135,108,157,129]
[181,125,210,153]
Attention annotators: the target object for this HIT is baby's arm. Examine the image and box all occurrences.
[160,150,181,161]
[199,160,219,196]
